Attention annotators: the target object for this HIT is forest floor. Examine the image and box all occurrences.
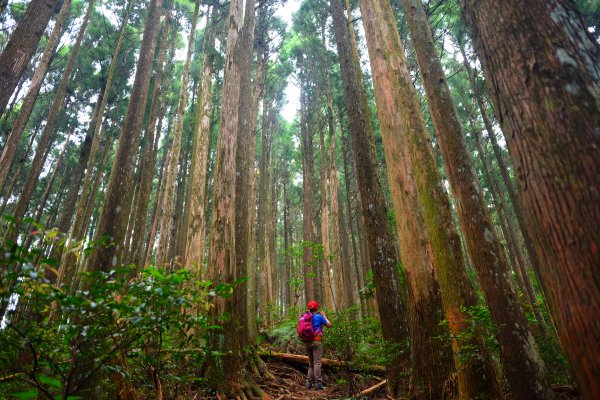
[253,358,581,400]
[257,359,393,400]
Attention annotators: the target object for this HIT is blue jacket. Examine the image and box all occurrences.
[311,313,328,337]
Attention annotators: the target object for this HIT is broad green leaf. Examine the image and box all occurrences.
[39,374,61,387]
[11,390,38,399]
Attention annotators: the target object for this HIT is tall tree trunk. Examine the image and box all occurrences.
[458,42,547,301]
[329,0,409,395]
[206,0,262,395]
[23,134,71,250]
[62,0,134,264]
[336,182,355,308]
[132,16,173,268]
[268,166,279,307]
[328,132,347,309]
[359,2,457,397]
[341,130,364,313]
[463,93,550,337]
[55,79,106,238]
[144,137,171,266]
[402,0,552,398]
[359,1,503,398]
[10,0,95,232]
[87,0,163,273]
[320,49,350,308]
[318,110,334,310]
[156,1,200,267]
[282,179,291,311]
[246,10,267,338]
[460,2,600,398]
[300,91,315,302]
[184,6,218,272]
[0,0,59,115]
[0,0,70,191]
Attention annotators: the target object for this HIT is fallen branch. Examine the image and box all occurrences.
[359,380,387,396]
[259,351,386,374]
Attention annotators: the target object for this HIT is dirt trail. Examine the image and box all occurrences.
[258,360,394,400]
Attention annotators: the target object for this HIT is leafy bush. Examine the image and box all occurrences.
[436,302,500,367]
[0,237,220,399]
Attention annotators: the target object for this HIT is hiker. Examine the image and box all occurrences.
[300,300,331,390]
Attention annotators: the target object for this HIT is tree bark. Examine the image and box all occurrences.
[87,0,163,273]
[402,0,552,398]
[460,1,600,398]
[206,0,260,395]
[300,90,315,302]
[318,110,334,310]
[184,5,218,271]
[0,0,59,115]
[234,0,257,351]
[360,1,505,398]
[359,2,460,398]
[133,13,173,268]
[329,0,409,396]
[156,1,200,267]
[0,0,70,191]
[458,41,547,304]
[11,0,95,231]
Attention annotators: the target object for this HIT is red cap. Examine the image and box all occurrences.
[307,301,318,311]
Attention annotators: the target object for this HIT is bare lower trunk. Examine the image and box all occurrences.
[461,1,600,398]
[360,2,457,397]
[318,113,334,310]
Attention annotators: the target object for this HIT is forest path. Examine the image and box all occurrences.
[258,360,393,400]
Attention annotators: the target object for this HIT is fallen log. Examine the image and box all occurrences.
[359,379,387,396]
[259,351,386,374]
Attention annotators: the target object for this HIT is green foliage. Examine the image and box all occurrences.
[0,239,219,399]
[265,318,303,353]
[359,269,376,300]
[436,302,500,366]
[325,306,396,369]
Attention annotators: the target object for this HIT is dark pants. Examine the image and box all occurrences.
[306,341,324,382]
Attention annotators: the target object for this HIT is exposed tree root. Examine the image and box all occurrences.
[221,369,271,400]
[247,348,275,379]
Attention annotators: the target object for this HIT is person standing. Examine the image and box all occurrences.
[303,300,331,390]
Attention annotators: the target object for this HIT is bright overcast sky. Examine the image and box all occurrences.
[275,0,301,122]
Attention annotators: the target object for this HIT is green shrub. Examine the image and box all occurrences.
[0,236,220,399]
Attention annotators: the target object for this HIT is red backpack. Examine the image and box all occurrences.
[297,312,316,342]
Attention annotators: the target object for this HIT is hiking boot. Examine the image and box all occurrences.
[315,381,324,390]
[306,380,314,389]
